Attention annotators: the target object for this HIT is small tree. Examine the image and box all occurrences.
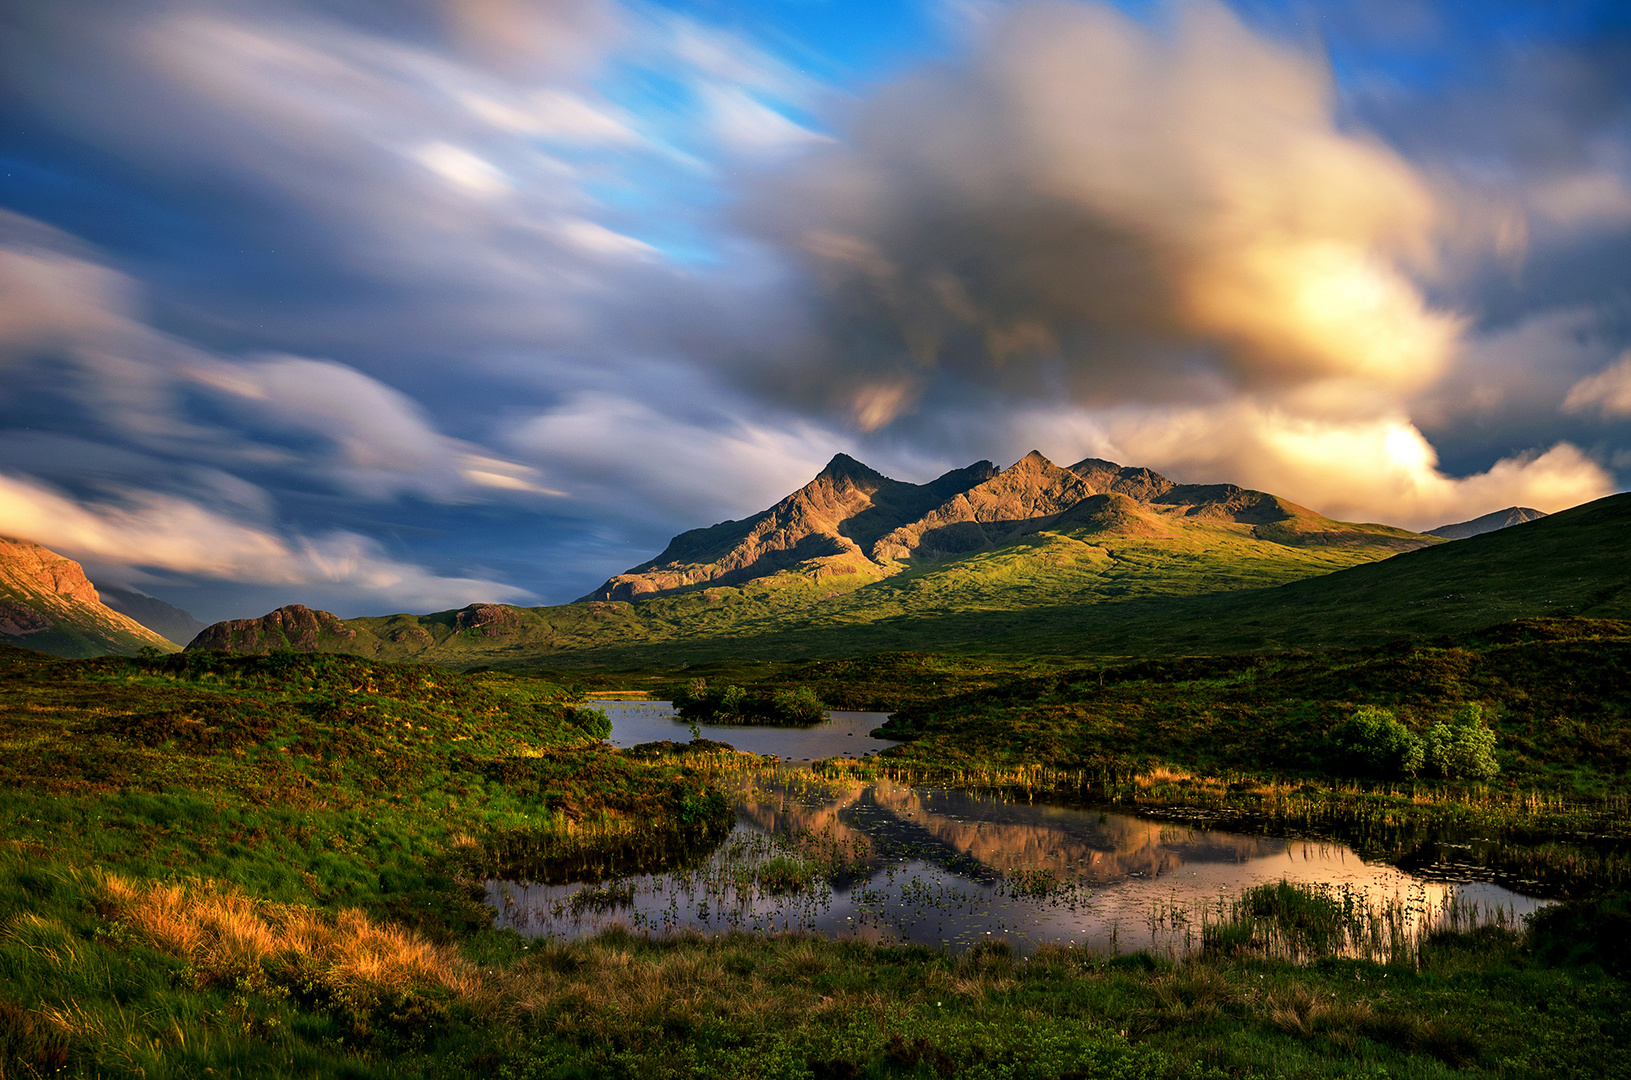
[1423,703,1500,781]
[1330,705,1424,778]
[717,683,747,718]
[770,686,826,725]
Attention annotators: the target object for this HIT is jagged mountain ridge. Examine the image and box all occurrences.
[0,537,180,657]
[583,455,1000,601]
[585,450,1429,601]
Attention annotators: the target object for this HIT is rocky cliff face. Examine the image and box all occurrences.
[0,537,178,656]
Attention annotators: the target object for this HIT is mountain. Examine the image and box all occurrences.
[583,455,999,601]
[1427,506,1547,540]
[0,537,180,657]
[96,585,207,645]
[585,451,1428,602]
[188,452,1439,666]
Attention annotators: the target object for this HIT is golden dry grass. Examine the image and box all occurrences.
[95,871,484,1003]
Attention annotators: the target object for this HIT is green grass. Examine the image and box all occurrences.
[867,618,1631,794]
[177,515,1426,670]
[169,492,1631,672]
[5,626,1631,1077]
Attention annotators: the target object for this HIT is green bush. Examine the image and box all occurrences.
[769,686,825,725]
[567,706,612,741]
[1329,705,1423,778]
[1423,702,1500,780]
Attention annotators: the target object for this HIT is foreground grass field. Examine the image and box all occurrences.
[3,633,1629,1077]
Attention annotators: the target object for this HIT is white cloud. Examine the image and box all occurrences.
[1563,351,1631,418]
[412,141,512,196]
[187,353,558,500]
[748,0,1465,434]
[0,470,529,609]
[506,392,850,522]
[555,217,657,258]
[703,85,829,155]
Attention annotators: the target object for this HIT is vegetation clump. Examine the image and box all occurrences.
[1422,702,1501,781]
[674,678,827,726]
[1329,704,1425,778]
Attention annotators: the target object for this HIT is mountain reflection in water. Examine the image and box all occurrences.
[489,764,1546,956]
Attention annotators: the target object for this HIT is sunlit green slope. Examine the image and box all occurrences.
[190,512,1425,667]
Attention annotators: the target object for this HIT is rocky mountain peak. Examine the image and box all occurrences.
[0,536,176,655]
[0,537,102,606]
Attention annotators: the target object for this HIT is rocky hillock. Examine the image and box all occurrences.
[185,604,360,653]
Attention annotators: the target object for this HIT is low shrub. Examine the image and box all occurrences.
[1328,705,1423,778]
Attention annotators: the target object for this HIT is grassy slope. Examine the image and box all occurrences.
[251,518,1422,669]
[0,582,180,659]
[0,645,734,918]
[522,489,1631,666]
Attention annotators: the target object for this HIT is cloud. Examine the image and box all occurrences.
[703,85,831,156]
[744,0,1462,429]
[505,391,856,523]
[0,470,529,610]
[185,354,561,500]
[1564,351,1631,417]
[1046,401,1614,529]
[0,212,557,506]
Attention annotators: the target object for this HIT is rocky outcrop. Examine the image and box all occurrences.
[0,537,177,656]
[186,604,358,654]
[0,537,103,606]
[455,603,522,635]
[872,451,1094,560]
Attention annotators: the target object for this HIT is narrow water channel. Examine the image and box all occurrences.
[487,701,1549,957]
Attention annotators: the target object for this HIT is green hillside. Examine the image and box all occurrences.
[190,509,1423,667]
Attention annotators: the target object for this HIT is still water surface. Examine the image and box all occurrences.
[488,701,1546,956]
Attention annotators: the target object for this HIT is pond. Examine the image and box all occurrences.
[487,701,1549,958]
[599,698,901,760]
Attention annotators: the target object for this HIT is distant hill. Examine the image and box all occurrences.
[95,585,207,645]
[188,452,1437,665]
[0,538,180,657]
[1427,507,1547,540]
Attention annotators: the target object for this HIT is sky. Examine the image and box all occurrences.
[1,0,1629,623]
